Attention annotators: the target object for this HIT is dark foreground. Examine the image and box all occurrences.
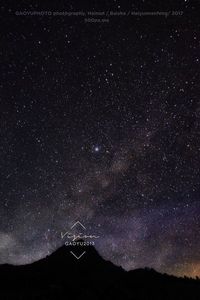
[0,244,200,299]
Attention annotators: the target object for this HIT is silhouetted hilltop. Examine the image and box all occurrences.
[0,243,200,299]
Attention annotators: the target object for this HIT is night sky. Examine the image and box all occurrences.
[0,0,200,277]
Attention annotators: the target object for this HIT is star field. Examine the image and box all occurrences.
[0,0,200,277]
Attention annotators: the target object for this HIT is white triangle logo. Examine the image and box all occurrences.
[70,251,86,260]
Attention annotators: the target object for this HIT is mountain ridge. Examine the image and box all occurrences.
[0,244,200,299]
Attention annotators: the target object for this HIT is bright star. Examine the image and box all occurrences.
[94,146,100,152]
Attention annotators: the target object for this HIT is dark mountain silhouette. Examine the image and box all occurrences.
[0,243,200,299]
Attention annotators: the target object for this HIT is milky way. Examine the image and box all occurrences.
[0,0,200,277]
